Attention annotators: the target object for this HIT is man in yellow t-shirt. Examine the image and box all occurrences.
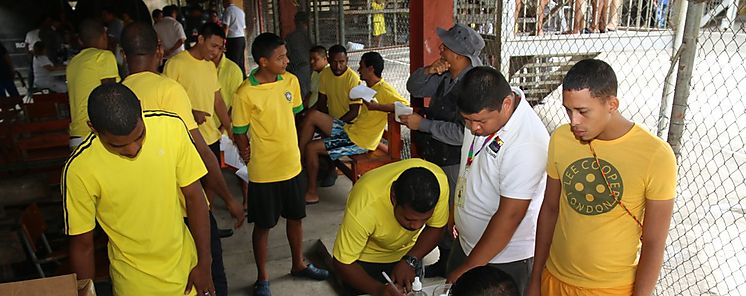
[211,47,243,124]
[164,22,232,161]
[299,51,408,204]
[232,32,329,296]
[66,19,119,147]
[527,59,677,296]
[371,0,386,47]
[120,23,243,296]
[306,45,328,109]
[333,159,449,295]
[316,44,361,119]
[65,84,214,296]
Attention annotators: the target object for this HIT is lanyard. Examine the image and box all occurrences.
[466,133,500,167]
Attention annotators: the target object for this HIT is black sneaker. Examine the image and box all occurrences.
[319,172,337,188]
[217,228,234,238]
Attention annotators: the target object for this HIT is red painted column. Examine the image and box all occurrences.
[409,0,453,72]
[278,0,298,38]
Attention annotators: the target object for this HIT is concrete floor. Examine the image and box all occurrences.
[211,169,445,296]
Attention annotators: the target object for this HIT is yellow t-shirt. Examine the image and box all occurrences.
[333,159,449,264]
[66,48,120,137]
[545,124,677,288]
[164,50,222,145]
[216,55,244,110]
[122,71,198,131]
[308,65,328,108]
[215,56,244,132]
[344,78,408,150]
[318,66,361,120]
[231,69,303,183]
[63,111,207,295]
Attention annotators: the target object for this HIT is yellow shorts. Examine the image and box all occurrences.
[541,269,633,296]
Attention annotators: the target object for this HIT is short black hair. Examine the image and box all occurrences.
[562,59,617,99]
[152,9,163,19]
[121,22,158,56]
[88,84,142,136]
[251,32,285,63]
[78,19,106,46]
[392,167,440,213]
[328,44,347,59]
[451,266,520,296]
[310,45,327,57]
[457,66,512,114]
[162,5,178,18]
[360,52,384,78]
[198,22,226,40]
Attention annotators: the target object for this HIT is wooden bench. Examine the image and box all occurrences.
[334,113,403,183]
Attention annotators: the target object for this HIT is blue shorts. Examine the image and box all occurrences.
[323,119,368,160]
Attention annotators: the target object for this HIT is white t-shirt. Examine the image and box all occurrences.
[33,55,55,87]
[154,17,187,59]
[222,4,246,38]
[455,94,550,264]
[25,29,40,51]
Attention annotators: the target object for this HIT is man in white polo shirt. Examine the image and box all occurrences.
[445,67,549,295]
[222,0,247,77]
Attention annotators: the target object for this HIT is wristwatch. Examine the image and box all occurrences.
[401,254,419,269]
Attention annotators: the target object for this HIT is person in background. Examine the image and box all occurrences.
[285,11,312,100]
[371,0,386,47]
[155,5,187,65]
[306,45,328,109]
[222,0,247,77]
[0,43,19,97]
[66,19,120,148]
[152,9,164,24]
[32,42,66,93]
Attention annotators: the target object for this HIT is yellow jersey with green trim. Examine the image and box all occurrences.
[122,71,198,131]
[344,78,408,150]
[62,110,207,295]
[164,50,223,145]
[318,66,361,120]
[333,159,449,264]
[67,47,120,137]
[232,69,303,183]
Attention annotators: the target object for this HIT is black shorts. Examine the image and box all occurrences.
[208,141,221,163]
[247,173,306,228]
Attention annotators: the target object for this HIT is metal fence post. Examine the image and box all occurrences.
[657,0,689,138]
[338,0,346,45]
[666,1,705,158]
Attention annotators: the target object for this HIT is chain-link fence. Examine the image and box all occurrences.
[454,0,746,294]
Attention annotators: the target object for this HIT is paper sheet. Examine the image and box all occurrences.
[394,101,413,123]
[235,165,249,184]
[349,84,377,102]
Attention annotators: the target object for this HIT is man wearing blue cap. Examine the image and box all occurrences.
[399,23,485,278]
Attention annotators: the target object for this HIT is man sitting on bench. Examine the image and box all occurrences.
[298,51,408,204]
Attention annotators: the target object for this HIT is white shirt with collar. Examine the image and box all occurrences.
[454,91,550,264]
[223,4,246,38]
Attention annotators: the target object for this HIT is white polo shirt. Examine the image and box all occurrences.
[454,93,550,264]
[154,17,187,59]
[223,4,246,38]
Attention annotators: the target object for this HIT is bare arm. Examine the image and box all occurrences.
[632,199,674,296]
[334,259,402,296]
[390,226,442,292]
[447,197,531,283]
[190,129,244,228]
[69,231,95,280]
[526,176,562,296]
[166,38,185,56]
[339,103,361,123]
[363,100,395,113]
[182,180,214,294]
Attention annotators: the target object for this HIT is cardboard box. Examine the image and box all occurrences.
[0,274,96,296]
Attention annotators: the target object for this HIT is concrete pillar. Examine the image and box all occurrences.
[408,0,454,72]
